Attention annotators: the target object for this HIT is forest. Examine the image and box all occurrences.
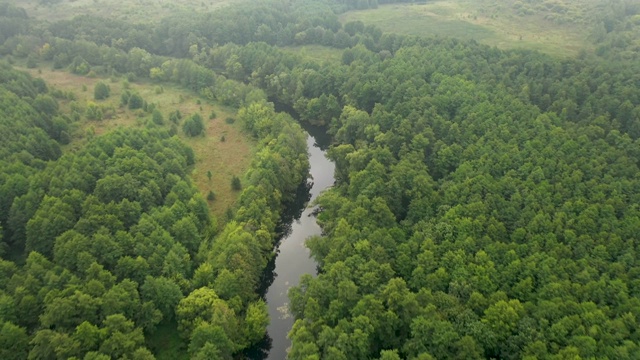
[1,0,640,359]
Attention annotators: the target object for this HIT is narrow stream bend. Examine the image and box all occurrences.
[246,121,335,360]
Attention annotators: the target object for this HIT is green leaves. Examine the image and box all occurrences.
[176,287,238,344]
[0,321,29,360]
[93,82,110,101]
[25,196,76,258]
[243,300,269,344]
[182,113,204,137]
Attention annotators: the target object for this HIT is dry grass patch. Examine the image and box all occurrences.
[19,66,254,220]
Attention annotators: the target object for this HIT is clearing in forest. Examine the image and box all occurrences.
[11,0,239,22]
[340,0,591,57]
[19,65,254,220]
[282,45,345,64]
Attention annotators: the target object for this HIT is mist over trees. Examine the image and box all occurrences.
[1,0,640,358]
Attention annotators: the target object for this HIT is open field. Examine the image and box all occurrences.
[11,0,242,22]
[341,0,592,57]
[282,45,344,64]
[18,64,254,220]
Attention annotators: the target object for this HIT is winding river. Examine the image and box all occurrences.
[245,121,335,360]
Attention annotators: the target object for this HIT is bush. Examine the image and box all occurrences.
[225,117,235,124]
[182,113,204,137]
[86,102,103,121]
[209,110,217,119]
[207,191,215,201]
[120,91,131,107]
[169,110,182,124]
[231,176,242,191]
[94,81,110,100]
[152,109,164,125]
[128,93,144,110]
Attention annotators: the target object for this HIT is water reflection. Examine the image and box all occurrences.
[256,179,313,298]
[246,101,335,360]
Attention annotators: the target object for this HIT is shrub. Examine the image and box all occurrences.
[152,109,164,125]
[94,81,110,100]
[128,93,144,110]
[231,176,242,191]
[182,113,204,137]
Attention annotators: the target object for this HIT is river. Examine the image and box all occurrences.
[245,121,335,360]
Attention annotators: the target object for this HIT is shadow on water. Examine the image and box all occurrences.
[301,122,332,151]
[256,179,313,298]
[242,152,314,360]
[243,99,335,360]
[241,333,272,360]
[270,98,332,151]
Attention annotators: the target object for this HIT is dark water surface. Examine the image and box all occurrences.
[245,119,335,359]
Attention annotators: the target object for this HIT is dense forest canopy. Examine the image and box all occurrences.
[1,0,640,359]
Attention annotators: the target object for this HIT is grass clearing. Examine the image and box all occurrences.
[146,321,188,360]
[282,45,344,64]
[18,64,254,220]
[11,0,242,23]
[340,0,591,57]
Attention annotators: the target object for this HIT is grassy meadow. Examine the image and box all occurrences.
[18,64,254,220]
[12,0,241,22]
[282,45,345,64]
[340,0,594,57]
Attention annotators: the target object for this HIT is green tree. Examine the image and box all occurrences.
[182,113,204,137]
[72,321,101,355]
[152,109,164,125]
[192,342,224,360]
[93,82,110,100]
[243,300,269,344]
[0,321,29,360]
[231,176,242,191]
[99,314,147,359]
[482,299,524,344]
[140,276,183,322]
[188,323,234,359]
[128,93,144,110]
[25,196,76,258]
[176,287,238,342]
[169,110,182,124]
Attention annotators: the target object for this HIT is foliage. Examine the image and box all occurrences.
[230,176,241,191]
[182,113,204,137]
[93,81,110,100]
[0,125,209,358]
[152,109,164,125]
[4,0,640,359]
[127,92,144,110]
